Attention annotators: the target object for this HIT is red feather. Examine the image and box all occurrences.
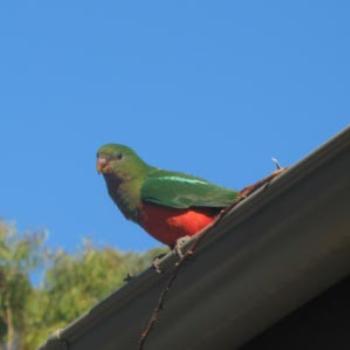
[139,202,219,247]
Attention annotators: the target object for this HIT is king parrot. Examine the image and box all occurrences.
[96,144,239,248]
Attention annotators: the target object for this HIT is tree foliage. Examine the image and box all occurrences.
[0,220,166,350]
[0,222,46,350]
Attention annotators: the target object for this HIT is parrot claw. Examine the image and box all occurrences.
[152,253,167,274]
[174,236,192,259]
[151,237,192,272]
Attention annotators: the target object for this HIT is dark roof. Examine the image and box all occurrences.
[40,126,350,350]
[242,275,350,349]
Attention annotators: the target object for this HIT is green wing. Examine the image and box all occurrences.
[141,170,238,209]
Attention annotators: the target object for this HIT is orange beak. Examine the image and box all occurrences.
[96,157,108,173]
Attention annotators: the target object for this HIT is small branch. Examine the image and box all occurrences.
[239,167,286,199]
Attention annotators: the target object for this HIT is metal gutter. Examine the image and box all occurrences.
[40,125,350,350]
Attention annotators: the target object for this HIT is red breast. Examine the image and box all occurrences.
[139,202,219,247]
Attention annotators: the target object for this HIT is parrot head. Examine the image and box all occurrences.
[96,144,149,181]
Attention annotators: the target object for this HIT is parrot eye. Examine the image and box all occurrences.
[116,153,123,160]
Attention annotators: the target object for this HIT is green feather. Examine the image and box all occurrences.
[141,169,238,209]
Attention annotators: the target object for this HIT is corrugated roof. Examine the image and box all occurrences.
[40,125,350,350]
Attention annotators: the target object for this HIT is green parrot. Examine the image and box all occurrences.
[97,144,239,248]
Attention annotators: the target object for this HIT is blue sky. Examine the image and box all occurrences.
[0,1,349,252]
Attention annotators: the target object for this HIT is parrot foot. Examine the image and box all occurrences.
[174,236,192,260]
[152,253,167,274]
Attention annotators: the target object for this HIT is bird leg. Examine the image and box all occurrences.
[151,237,191,273]
[173,236,192,259]
[152,253,167,274]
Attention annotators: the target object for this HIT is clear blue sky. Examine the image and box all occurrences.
[0,1,349,252]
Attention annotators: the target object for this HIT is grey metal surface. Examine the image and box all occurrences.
[40,126,350,350]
